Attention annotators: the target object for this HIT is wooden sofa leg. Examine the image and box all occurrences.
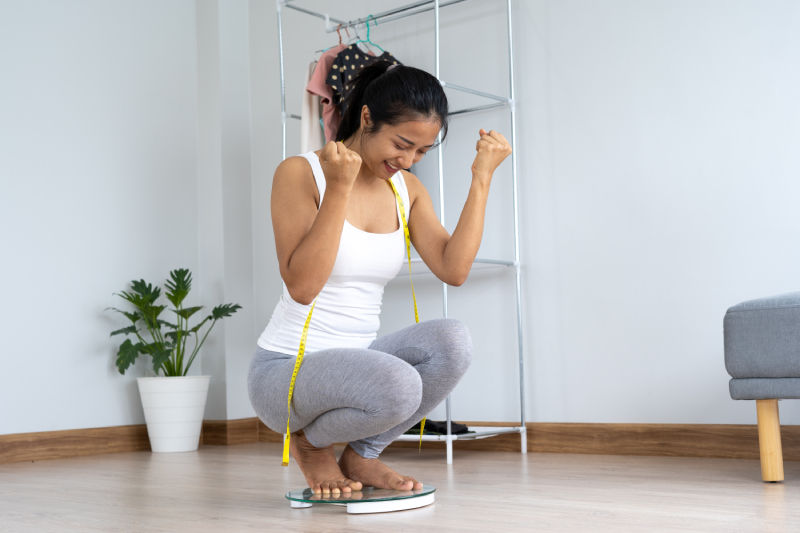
[756,399,784,482]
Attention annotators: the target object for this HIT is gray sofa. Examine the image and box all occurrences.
[724,291,800,482]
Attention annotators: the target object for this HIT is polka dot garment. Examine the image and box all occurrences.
[326,46,401,109]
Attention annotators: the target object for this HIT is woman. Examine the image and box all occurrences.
[247,61,512,495]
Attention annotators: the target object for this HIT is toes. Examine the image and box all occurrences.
[403,476,422,489]
[392,477,414,490]
[347,479,363,491]
[320,480,348,494]
[408,477,423,489]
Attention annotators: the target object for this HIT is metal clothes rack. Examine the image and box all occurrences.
[276,0,526,465]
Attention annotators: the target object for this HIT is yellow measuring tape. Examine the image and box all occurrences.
[282,298,317,466]
[389,179,426,449]
[281,178,424,466]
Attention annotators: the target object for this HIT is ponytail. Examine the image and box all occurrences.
[336,61,449,145]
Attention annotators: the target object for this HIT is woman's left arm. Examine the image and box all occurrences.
[406,129,512,286]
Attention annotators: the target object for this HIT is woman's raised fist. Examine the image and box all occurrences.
[471,129,512,179]
[318,141,362,192]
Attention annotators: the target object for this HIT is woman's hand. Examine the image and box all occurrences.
[471,129,512,186]
[403,130,511,287]
[318,141,362,193]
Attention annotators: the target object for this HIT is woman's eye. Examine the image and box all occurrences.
[394,144,404,150]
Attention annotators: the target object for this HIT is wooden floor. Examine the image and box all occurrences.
[1,443,799,532]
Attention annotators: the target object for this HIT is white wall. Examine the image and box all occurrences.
[0,0,202,434]
[0,0,263,434]
[195,0,261,422]
[262,0,800,426]
[216,0,259,420]
[3,0,800,436]
[516,0,800,425]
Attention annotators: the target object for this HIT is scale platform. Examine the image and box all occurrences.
[286,485,435,514]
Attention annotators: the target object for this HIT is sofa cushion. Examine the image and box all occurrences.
[724,291,800,379]
[729,378,800,400]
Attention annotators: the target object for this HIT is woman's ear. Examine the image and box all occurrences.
[360,105,372,129]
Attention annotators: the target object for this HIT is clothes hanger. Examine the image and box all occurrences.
[346,23,367,53]
[337,23,349,46]
[313,23,349,60]
[352,15,384,54]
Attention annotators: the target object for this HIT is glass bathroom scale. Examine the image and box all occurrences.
[286,484,435,514]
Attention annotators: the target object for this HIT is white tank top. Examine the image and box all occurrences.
[257,151,411,355]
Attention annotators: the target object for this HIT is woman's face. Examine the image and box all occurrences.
[358,107,441,180]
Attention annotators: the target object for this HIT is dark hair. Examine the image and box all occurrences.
[336,60,449,146]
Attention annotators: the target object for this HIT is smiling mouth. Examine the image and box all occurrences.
[386,161,400,171]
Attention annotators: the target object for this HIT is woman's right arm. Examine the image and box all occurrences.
[271,141,361,305]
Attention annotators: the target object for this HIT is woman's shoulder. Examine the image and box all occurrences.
[273,155,320,208]
[398,169,424,208]
[277,153,319,171]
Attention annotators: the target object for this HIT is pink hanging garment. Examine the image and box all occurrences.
[306,43,347,143]
[301,60,324,153]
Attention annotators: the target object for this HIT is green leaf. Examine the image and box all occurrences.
[110,325,138,337]
[173,306,204,320]
[189,316,211,333]
[141,305,167,329]
[106,307,141,325]
[165,269,192,308]
[211,303,242,320]
[138,341,171,355]
[113,291,148,312]
[157,319,178,329]
[151,345,172,374]
[137,342,155,356]
[130,279,161,305]
[116,339,142,375]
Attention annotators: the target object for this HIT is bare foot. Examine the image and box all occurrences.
[289,430,362,494]
[338,444,424,491]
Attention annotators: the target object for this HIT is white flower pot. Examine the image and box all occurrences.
[137,375,210,453]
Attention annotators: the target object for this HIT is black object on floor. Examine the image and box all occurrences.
[404,420,470,435]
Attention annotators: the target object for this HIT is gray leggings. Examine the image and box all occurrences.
[247,318,472,459]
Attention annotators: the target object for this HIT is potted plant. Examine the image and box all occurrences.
[106,268,241,452]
